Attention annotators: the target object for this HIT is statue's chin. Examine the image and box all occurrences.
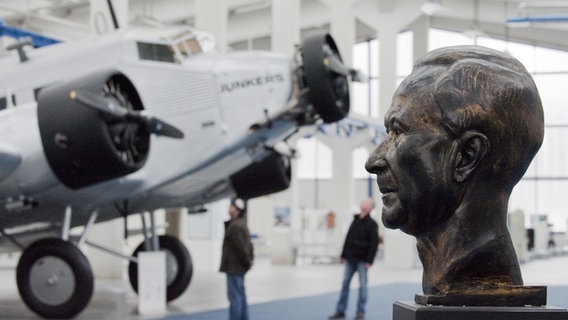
[381,194,407,230]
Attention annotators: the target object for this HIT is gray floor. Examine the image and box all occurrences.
[1,253,567,319]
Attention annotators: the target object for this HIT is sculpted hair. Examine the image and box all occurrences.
[413,45,544,188]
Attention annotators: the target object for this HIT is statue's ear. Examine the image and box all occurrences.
[454,131,489,183]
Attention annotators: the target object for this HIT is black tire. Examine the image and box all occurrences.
[301,33,350,123]
[128,235,193,302]
[16,238,94,319]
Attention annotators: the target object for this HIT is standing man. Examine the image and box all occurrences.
[220,198,254,320]
[329,198,379,320]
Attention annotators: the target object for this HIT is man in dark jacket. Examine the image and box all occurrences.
[329,198,379,320]
[220,198,254,320]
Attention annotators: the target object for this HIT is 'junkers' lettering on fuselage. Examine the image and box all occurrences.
[220,73,285,93]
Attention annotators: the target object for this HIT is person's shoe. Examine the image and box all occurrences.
[328,311,345,319]
[355,312,365,320]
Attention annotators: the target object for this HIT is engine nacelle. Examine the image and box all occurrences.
[297,33,350,124]
[37,70,149,189]
[230,151,291,200]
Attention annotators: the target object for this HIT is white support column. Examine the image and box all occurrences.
[318,135,355,243]
[165,208,186,240]
[271,0,300,55]
[353,1,421,120]
[249,157,298,266]
[316,0,357,242]
[531,214,550,255]
[184,201,225,272]
[411,15,430,64]
[195,0,228,52]
[377,26,397,121]
[509,209,527,262]
[260,133,306,265]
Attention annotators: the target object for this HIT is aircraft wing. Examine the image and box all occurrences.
[124,118,298,212]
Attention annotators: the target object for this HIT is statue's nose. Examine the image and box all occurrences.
[365,148,387,174]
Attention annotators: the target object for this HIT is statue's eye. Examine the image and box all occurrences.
[388,128,401,137]
[386,122,403,138]
[386,117,404,138]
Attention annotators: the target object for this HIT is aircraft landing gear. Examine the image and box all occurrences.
[128,235,193,302]
[16,238,94,319]
[12,208,193,318]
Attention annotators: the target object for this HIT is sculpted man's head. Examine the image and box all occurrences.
[365,46,544,298]
[366,45,544,236]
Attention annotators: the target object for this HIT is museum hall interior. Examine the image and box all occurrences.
[0,0,567,319]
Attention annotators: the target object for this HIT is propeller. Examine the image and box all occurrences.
[70,90,184,139]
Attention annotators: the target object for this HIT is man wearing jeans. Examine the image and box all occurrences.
[329,198,379,320]
[220,198,254,320]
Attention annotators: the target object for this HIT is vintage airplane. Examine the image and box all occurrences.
[0,21,358,319]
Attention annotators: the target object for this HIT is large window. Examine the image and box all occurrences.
[352,39,378,117]
[296,137,333,179]
[351,31,414,118]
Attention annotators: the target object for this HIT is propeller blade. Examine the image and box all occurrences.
[349,69,368,83]
[144,117,185,139]
[322,44,349,76]
[122,113,185,139]
[70,90,127,118]
[72,90,184,139]
[321,44,366,83]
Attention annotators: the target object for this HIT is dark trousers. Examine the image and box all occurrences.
[227,273,249,320]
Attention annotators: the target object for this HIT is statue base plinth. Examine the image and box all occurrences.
[393,301,568,320]
[415,285,547,307]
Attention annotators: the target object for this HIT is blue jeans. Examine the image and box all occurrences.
[227,273,249,320]
[335,260,368,314]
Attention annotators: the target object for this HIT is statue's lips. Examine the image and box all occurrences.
[379,186,395,194]
[378,181,397,195]
[381,191,398,206]
[378,184,398,204]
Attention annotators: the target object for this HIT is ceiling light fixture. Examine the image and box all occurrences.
[420,1,442,16]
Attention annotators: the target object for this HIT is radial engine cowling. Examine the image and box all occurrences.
[37,70,149,189]
[230,151,291,200]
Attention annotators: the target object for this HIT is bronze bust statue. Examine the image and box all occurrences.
[365,45,545,306]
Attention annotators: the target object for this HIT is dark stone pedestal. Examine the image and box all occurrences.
[393,301,568,320]
[415,286,547,307]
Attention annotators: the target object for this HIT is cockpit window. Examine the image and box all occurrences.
[135,27,216,64]
[177,38,202,57]
[172,30,203,58]
[186,38,203,54]
[137,42,175,63]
